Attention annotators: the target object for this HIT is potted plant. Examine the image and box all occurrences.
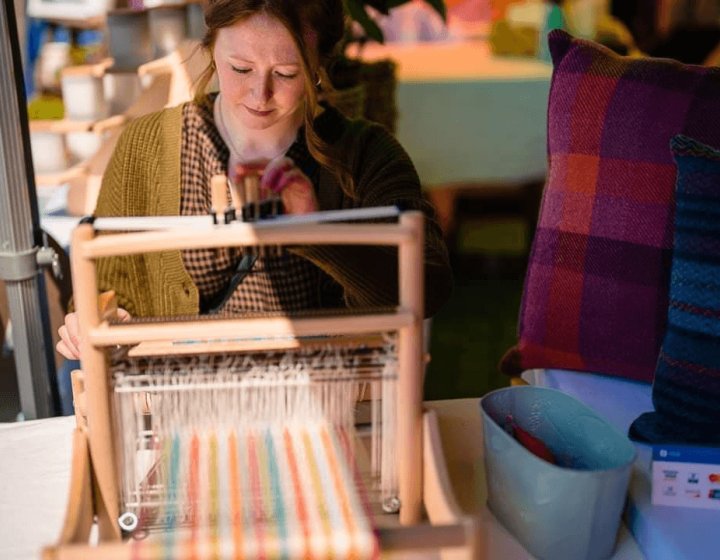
[328,0,447,132]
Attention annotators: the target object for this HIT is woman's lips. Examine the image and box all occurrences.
[245,106,274,117]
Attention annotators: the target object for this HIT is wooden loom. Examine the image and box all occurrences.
[44,209,481,559]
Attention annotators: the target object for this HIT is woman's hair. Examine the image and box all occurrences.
[195,0,354,195]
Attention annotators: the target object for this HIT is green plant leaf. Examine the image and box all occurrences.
[345,0,385,43]
[386,0,447,21]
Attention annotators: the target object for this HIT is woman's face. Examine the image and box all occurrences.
[214,12,307,130]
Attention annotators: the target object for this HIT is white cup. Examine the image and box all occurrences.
[103,71,142,115]
[66,131,103,164]
[37,42,71,92]
[30,131,68,174]
[61,73,108,121]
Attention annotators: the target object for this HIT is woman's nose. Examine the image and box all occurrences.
[251,72,273,103]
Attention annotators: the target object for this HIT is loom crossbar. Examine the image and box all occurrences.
[78,222,415,259]
[87,312,414,347]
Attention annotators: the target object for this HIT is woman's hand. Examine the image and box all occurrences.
[57,308,131,361]
[259,156,318,215]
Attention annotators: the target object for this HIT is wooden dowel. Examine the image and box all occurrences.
[227,176,245,212]
[210,174,227,221]
[244,172,260,205]
[79,223,414,258]
[88,311,413,347]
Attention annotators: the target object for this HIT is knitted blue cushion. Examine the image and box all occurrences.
[630,135,720,444]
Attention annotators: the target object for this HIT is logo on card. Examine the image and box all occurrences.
[709,489,720,500]
[709,473,720,484]
[685,489,701,498]
[688,473,699,484]
[663,469,678,480]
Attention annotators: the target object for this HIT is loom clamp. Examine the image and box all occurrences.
[118,511,139,532]
[382,496,401,514]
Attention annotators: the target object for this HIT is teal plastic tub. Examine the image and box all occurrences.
[480,386,636,560]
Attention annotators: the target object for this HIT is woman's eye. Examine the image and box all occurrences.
[231,66,251,74]
[275,71,298,79]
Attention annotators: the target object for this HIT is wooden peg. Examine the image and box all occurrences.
[244,172,261,217]
[210,174,228,223]
[98,290,118,322]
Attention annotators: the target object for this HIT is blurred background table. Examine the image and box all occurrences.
[352,39,553,236]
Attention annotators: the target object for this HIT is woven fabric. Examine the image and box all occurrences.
[503,29,720,381]
[179,101,322,313]
[630,136,720,444]
[133,424,379,559]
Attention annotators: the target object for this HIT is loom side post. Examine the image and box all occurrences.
[398,211,425,525]
[52,428,95,548]
[423,409,484,560]
[70,223,121,541]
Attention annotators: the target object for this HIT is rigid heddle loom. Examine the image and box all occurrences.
[44,206,481,560]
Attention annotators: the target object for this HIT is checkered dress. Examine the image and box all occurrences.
[179,100,323,314]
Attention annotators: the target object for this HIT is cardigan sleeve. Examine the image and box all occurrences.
[92,113,165,317]
[292,121,453,318]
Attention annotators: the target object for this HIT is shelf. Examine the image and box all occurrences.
[35,163,88,187]
[108,0,204,16]
[30,119,96,133]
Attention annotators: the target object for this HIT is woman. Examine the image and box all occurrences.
[57,0,452,361]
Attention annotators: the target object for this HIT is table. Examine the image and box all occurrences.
[0,399,642,559]
[524,369,719,560]
[353,40,553,235]
[354,40,552,187]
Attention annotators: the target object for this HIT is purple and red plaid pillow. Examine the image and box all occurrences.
[501,30,720,382]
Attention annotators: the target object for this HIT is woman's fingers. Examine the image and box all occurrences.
[56,309,130,361]
[56,339,79,361]
[65,312,80,343]
[279,169,318,214]
[57,319,80,360]
[261,157,295,195]
[116,307,132,322]
[233,156,318,214]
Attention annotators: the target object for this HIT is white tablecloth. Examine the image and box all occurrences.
[355,40,553,188]
[0,416,76,559]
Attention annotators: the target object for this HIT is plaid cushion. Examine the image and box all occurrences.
[502,30,720,381]
[630,136,720,444]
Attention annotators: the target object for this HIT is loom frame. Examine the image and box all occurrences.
[45,211,482,559]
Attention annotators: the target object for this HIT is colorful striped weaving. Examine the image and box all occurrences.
[502,30,720,382]
[630,136,720,444]
[133,423,378,559]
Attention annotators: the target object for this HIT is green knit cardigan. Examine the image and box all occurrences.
[94,101,452,318]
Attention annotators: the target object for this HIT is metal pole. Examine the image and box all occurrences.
[0,0,59,418]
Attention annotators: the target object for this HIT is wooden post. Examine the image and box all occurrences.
[397,211,425,524]
[70,224,121,540]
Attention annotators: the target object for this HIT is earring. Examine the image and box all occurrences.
[315,74,322,87]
